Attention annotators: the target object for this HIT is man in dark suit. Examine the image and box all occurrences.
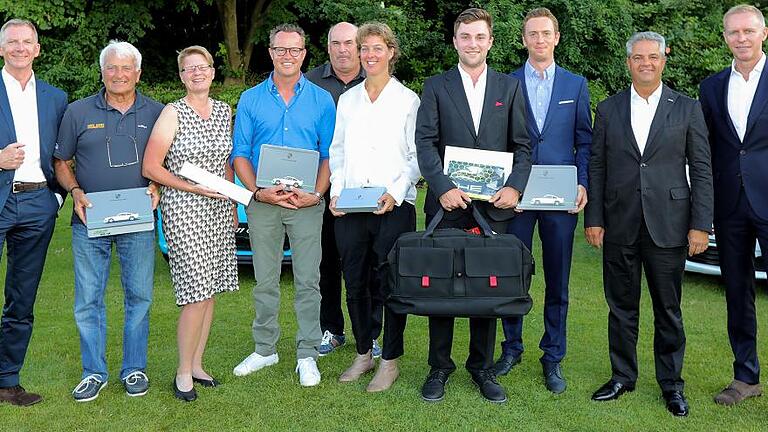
[495,7,592,394]
[0,19,67,407]
[699,4,768,406]
[416,7,531,403]
[584,31,712,417]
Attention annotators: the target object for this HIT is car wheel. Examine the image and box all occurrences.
[533,200,540,205]
[106,218,114,223]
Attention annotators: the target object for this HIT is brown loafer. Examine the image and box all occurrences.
[714,380,762,406]
[0,385,43,407]
[367,358,400,392]
[339,351,374,382]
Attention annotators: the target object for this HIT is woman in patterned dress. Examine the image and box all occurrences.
[143,46,238,402]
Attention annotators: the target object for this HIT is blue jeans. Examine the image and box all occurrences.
[72,223,155,381]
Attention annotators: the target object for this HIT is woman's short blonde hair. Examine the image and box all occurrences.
[177,45,214,72]
[356,22,400,73]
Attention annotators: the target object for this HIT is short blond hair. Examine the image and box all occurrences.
[357,22,400,72]
[177,45,214,72]
[724,4,765,29]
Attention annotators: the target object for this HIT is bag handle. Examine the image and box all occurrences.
[423,204,495,238]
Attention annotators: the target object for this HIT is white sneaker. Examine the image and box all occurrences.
[233,352,279,376]
[296,357,321,387]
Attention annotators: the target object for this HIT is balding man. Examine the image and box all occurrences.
[306,22,375,357]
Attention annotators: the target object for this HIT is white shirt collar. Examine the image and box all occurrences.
[731,53,766,78]
[457,63,488,87]
[630,82,663,104]
[2,67,36,91]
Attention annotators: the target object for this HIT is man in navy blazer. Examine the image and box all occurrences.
[699,4,768,406]
[494,8,591,395]
[416,8,531,404]
[0,19,67,407]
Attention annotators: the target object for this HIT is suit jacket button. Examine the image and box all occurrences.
[640,163,647,167]
[740,150,746,155]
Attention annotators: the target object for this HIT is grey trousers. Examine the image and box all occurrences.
[246,199,323,360]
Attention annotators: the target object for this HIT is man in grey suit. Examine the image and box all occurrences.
[584,32,713,417]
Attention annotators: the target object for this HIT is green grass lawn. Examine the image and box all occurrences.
[2,193,767,431]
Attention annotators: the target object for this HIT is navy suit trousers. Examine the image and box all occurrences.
[0,188,58,387]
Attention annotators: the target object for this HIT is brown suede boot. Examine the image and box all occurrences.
[714,380,763,406]
[366,358,400,392]
[339,351,374,382]
[0,386,42,406]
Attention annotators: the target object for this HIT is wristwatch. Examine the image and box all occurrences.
[311,191,322,205]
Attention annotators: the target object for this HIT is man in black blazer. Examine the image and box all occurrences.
[699,4,768,406]
[415,8,531,403]
[584,32,713,416]
[0,19,67,407]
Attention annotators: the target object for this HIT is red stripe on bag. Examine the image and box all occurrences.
[422,276,430,287]
[489,276,497,287]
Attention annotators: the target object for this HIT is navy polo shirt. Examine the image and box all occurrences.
[55,88,163,224]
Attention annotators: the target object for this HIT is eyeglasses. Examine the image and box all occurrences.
[181,64,213,73]
[271,47,304,57]
[105,111,139,168]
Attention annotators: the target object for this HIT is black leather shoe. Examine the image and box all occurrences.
[493,352,522,376]
[173,378,197,402]
[591,379,635,401]
[192,376,220,388]
[471,370,507,403]
[421,369,450,402]
[542,361,566,394]
[663,390,689,417]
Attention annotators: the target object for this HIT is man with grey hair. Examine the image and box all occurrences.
[0,18,67,407]
[700,3,768,406]
[53,40,163,402]
[305,21,372,357]
[585,31,712,416]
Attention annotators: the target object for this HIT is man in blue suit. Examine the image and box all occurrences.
[0,19,67,406]
[494,8,591,394]
[700,4,768,406]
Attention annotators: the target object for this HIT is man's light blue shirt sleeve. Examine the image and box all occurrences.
[316,93,336,160]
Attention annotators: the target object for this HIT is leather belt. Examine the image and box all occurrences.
[12,181,47,194]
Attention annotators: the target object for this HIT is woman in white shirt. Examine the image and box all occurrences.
[329,22,420,392]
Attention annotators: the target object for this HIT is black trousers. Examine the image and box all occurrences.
[603,221,687,392]
[320,192,345,336]
[335,203,415,358]
[0,189,58,387]
[425,208,507,373]
[715,188,768,384]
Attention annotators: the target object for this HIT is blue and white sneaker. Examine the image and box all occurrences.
[372,339,382,359]
[122,371,149,397]
[72,375,107,402]
[318,330,346,356]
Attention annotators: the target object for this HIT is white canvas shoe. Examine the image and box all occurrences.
[233,352,279,376]
[296,357,321,387]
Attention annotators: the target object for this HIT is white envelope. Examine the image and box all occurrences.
[179,162,253,205]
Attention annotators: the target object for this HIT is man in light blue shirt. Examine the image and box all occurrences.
[524,60,556,133]
[231,23,335,387]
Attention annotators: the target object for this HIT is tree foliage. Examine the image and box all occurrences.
[0,0,756,102]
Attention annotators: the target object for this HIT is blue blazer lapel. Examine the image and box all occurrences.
[539,66,563,135]
[744,66,768,142]
[512,67,538,138]
[0,80,16,145]
[36,82,52,162]
[644,85,676,155]
[720,69,741,144]
[619,90,641,159]
[477,68,499,137]
[445,67,477,139]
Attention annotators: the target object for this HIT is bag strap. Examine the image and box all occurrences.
[422,204,495,238]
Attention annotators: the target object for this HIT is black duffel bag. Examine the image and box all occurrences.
[386,205,534,318]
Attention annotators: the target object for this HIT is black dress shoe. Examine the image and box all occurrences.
[663,390,689,417]
[591,379,635,401]
[421,369,450,402]
[493,352,522,376]
[192,376,220,388]
[471,370,507,403]
[173,378,197,402]
[542,362,566,394]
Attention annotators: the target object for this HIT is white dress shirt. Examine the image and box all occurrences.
[329,77,421,205]
[630,83,663,155]
[457,63,488,134]
[728,53,766,142]
[2,68,45,182]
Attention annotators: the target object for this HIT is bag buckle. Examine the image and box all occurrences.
[421,276,430,287]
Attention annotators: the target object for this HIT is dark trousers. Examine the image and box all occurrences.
[320,194,345,336]
[715,188,768,384]
[335,203,415,358]
[0,188,58,387]
[426,208,508,373]
[501,210,576,364]
[603,221,687,392]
